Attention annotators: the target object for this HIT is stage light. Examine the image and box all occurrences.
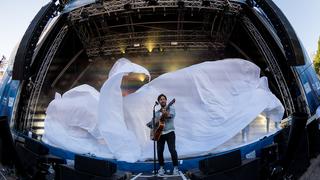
[177,0,185,8]
[120,48,126,54]
[138,74,146,82]
[171,41,178,46]
[145,42,155,52]
[133,43,140,47]
[124,3,132,10]
[156,44,164,52]
[202,0,210,7]
[145,0,158,6]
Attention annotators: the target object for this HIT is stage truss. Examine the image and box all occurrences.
[67,0,242,57]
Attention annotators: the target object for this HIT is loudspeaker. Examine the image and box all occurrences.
[283,113,309,177]
[199,149,241,175]
[307,120,320,157]
[74,154,117,177]
[284,112,308,166]
[286,128,310,179]
[0,116,16,166]
[16,142,66,179]
[59,164,127,180]
[260,143,279,165]
[190,158,260,180]
[274,127,289,161]
[260,143,282,179]
[16,142,44,178]
[25,138,49,155]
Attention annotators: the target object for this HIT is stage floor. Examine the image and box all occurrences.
[132,171,187,180]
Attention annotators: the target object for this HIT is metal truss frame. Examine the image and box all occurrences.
[71,13,238,57]
[242,16,295,115]
[87,41,225,56]
[84,30,224,56]
[23,26,69,132]
[69,0,242,22]
[67,1,241,57]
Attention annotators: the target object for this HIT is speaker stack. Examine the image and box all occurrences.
[0,116,16,166]
[16,137,66,179]
[307,120,320,157]
[283,112,310,178]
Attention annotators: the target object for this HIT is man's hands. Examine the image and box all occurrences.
[161,108,170,117]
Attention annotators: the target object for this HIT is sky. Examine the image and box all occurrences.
[273,0,320,57]
[0,0,319,59]
[0,0,48,58]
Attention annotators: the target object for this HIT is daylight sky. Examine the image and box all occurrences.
[0,0,319,58]
[273,0,320,57]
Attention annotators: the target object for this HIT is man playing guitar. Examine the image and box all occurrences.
[147,94,179,176]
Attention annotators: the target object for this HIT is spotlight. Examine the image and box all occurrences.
[133,43,140,47]
[171,41,178,46]
[147,48,153,53]
[124,3,132,10]
[145,0,158,6]
[177,0,185,8]
[120,47,126,54]
[202,0,210,7]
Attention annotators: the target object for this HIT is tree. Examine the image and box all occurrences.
[314,37,320,75]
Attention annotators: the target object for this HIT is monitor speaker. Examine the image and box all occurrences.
[199,149,241,175]
[74,154,117,177]
[190,158,260,180]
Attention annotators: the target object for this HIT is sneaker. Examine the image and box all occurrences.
[173,166,179,175]
[158,166,165,176]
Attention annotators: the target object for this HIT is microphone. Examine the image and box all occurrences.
[155,101,159,105]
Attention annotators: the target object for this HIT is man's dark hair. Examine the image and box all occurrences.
[157,94,167,101]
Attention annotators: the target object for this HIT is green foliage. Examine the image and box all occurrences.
[314,37,320,74]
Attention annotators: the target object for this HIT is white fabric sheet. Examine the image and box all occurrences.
[42,85,113,158]
[43,58,284,162]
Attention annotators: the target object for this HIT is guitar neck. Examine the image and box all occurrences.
[165,98,175,110]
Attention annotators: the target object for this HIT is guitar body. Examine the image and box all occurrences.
[153,121,165,141]
[151,98,175,141]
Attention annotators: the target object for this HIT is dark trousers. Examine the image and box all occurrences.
[157,131,178,166]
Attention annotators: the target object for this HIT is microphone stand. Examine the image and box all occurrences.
[152,102,158,177]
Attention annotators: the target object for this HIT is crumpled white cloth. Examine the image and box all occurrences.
[43,58,284,162]
[42,85,113,158]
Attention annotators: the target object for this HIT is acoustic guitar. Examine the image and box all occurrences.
[151,98,176,141]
